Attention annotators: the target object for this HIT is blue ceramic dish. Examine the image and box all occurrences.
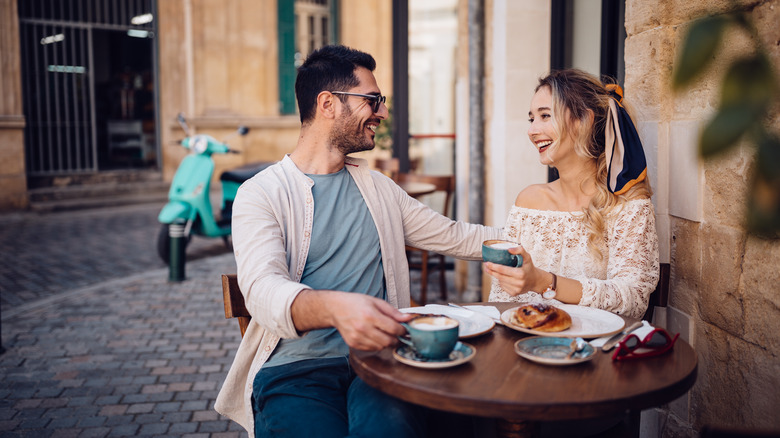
[393,341,476,369]
[514,336,596,366]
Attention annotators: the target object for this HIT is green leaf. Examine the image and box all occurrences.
[720,55,776,112]
[699,105,756,157]
[673,15,730,90]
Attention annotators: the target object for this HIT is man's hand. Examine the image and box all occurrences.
[291,290,414,351]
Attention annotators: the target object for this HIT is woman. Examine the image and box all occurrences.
[486,69,659,319]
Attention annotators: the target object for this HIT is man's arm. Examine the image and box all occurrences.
[291,290,413,351]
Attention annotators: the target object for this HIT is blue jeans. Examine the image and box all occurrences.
[252,357,427,438]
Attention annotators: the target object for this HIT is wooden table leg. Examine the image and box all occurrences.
[495,419,539,438]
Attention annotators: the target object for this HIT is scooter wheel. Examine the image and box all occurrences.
[156,224,191,264]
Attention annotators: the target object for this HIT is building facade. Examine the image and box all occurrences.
[0,0,392,210]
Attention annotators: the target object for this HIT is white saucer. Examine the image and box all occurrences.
[393,341,476,369]
[501,304,625,338]
[400,305,495,338]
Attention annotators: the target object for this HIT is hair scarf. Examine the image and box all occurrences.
[604,84,647,195]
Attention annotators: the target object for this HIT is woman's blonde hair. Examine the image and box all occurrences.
[536,69,652,259]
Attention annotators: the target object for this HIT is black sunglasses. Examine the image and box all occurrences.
[330,91,386,113]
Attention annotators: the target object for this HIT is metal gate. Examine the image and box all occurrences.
[18,0,156,176]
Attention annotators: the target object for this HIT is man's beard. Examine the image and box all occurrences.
[329,104,375,155]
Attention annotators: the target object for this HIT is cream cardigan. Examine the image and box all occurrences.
[215,155,501,436]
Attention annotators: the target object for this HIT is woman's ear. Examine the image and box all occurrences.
[572,109,594,137]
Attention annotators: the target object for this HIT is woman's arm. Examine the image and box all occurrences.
[486,199,659,319]
[578,199,660,318]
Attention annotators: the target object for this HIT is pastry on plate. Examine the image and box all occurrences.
[510,303,572,332]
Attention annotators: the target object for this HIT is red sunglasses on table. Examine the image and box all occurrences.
[611,327,680,361]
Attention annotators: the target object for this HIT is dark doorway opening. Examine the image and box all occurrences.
[18,0,158,185]
[93,29,156,170]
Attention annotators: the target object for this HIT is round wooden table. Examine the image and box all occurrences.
[350,302,698,437]
[399,181,436,198]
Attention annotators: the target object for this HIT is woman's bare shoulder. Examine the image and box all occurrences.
[514,183,557,209]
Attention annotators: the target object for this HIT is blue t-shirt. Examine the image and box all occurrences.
[263,167,385,367]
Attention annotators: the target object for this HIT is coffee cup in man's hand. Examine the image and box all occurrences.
[398,315,459,360]
[482,239,523,267]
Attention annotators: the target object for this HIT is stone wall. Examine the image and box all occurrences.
[625,0,780,435]
[0,0,28,210]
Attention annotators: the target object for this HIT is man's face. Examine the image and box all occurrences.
[328,67,387,155]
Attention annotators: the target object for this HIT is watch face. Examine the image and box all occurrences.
[542,289,556,300]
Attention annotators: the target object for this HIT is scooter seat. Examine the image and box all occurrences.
[220,161,275,184]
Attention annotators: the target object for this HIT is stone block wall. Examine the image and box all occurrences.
[625,0,780,435]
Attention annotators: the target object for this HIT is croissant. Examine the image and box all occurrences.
[511,303,572,332]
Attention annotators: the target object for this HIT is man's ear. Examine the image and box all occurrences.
[317,91,337,120]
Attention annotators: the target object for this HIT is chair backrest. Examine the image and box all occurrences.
[395,173,455,217]
[221,274,251,337]
[373,158,400,179]
[644,263,670,322]
[373,157,421,181]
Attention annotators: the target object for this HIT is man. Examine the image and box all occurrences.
[215,45,500,438]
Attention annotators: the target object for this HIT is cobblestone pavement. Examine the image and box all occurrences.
[0,203,231,310]
[1,253,244,438]
[0,203,244,437]
[0,201,457,437]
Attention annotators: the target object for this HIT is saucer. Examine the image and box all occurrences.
[401,305,495,338]
[514,336,596,366]
[393,341,476,369]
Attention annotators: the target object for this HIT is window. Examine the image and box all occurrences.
[548,0,625,181]
[550,0,625,81]
[278,0,338,115]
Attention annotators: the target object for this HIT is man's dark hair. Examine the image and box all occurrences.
[295,45,376,124]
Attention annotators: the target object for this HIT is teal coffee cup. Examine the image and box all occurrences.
[399,314,460,360]
[482,239,523,267]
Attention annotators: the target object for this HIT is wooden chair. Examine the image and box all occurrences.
[221,274,251,337]
[373,157,400,180]
[396,173,456,305]
[373,157,420,181]
[644,263,670,322]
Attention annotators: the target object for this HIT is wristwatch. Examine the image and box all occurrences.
[542,273,557,299]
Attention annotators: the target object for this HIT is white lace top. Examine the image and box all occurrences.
[488,198,659,319]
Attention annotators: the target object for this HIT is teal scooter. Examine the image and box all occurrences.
[157,113,268,266]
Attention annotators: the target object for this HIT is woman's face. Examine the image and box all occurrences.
[527,86,575,167]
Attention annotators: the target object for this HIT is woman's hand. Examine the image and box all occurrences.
[483,246,548,296]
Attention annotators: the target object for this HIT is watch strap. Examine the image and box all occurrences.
[542,273,557,299]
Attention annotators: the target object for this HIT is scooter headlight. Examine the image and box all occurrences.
[192,135,209,154]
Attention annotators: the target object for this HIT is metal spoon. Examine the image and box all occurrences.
[565,337,587,359]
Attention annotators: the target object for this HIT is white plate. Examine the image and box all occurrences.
[500,304,625,339]
[514,336,596,366]
[400,305,495,339]
[393,341,476,369]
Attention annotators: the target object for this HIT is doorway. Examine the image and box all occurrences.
[93,29,155,170]
[18,0,158,180]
